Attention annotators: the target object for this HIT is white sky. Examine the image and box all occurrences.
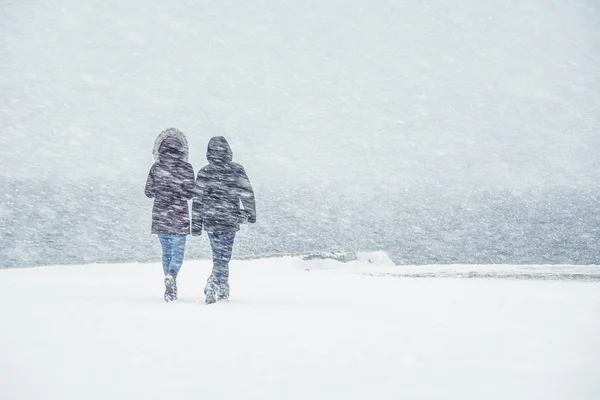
[1,0,599,191]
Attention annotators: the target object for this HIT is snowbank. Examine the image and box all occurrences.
[355,250,395,266]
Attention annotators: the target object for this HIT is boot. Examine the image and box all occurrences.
[217,282,230,300]
[204,276,217,305]
[164,272,178,302]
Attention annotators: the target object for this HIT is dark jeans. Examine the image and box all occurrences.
[158,234,187,276]
[207,231,236,287]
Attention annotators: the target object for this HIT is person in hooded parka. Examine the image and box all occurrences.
[145,128,195,302]
[192,136,256,304]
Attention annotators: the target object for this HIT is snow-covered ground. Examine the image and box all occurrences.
[1,258,599,400]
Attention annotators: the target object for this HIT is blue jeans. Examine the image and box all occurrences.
[208,231,236,287]
[158,234,187,276]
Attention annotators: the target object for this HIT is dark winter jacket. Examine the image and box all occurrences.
[191,137,256,235]
[145,136,195,235]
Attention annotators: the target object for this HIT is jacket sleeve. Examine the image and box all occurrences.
[144,165,156,198]
[191,168,207,236]
[182,163,196,200]
[237,166,256,223]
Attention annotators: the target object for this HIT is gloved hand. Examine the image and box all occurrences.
[191,218,203,236]
[238,209,256,224]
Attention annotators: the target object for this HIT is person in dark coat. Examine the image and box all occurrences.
[192,136,256,304]
[145,130,195,302]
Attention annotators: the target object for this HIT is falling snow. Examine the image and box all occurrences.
[1,1,599,399]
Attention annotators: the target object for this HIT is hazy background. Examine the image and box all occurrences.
[1,0,599,267]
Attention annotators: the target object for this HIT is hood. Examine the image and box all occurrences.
[153,128,189,162]
[207,136,233,164]
[158,136,185,163]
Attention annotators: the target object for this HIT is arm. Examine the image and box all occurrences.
[237,166,256,223]
[144,165,156,198]
[182,163,196,200]
[191,168,207,236]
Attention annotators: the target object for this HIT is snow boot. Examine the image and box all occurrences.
[217,282,230,301]
[204,277,217,305]
[164,273,178,302]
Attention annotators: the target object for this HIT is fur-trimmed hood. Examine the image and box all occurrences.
[153,128,189,163]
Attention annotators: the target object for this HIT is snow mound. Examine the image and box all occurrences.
[301,250,395,266]
[301,251,355,262]
[356,251,395,266]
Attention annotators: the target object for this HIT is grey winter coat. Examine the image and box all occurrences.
[145,134,195,235]
[191,137,256,235]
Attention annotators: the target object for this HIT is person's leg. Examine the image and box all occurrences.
[204,232,220,303]
[158,234,173,276]
[218,231,236,299]
[167,235,187,277]
[158,234,178,301]
[208,231,236,300]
